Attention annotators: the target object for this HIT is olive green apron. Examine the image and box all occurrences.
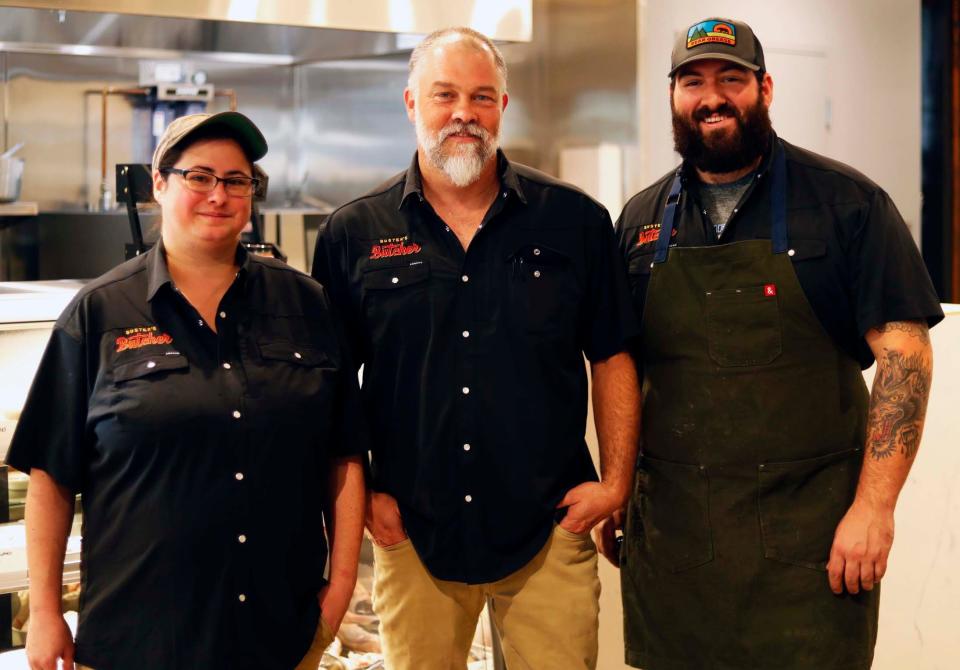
[621,142,879,670]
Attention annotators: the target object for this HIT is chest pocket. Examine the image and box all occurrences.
[113,352,189,383]
[104,352,191,432]
[705,286,782,367]
[256,338,338,420]
[626,250,655,305]
[506,244,579,335]
[361,262,431,335]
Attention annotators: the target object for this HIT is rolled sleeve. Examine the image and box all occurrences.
[850,189,944,335]
[579,204,642,362]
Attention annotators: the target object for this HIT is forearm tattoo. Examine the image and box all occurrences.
[867,347,932,461]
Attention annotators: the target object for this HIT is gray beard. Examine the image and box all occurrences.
[416,115,498,187]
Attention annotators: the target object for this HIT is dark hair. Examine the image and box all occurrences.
[157,125,255,177]
[670,66,765,90]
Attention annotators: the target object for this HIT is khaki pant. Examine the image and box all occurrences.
[77,615,334,670]
[372,525,600,670]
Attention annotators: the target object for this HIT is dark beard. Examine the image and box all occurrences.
[672,97,773,174]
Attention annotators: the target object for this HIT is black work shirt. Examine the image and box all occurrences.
[6,241,366,670]
[312,151,638,583]
[616,137,944,369]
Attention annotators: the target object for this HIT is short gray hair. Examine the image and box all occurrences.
[408,27,508,94]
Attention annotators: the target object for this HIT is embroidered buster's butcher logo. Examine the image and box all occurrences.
[369,235,422,260]
[115,325,174,352]
[687,20,736,49]
[635,223,677,248]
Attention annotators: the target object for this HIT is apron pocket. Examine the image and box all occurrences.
[638,455,714,573]
[705,286,782,366]
[758,447,862,570]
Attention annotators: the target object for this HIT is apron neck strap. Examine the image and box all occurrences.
[653,169,683,264]
[770,140,788,254]
[654,139,789,263]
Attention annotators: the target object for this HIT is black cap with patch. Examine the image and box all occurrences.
[669,18,765,77]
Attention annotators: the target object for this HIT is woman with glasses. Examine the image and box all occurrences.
[7,112,367,670]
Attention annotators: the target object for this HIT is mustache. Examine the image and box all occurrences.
[691,103,740,123]
[437,121,490,143]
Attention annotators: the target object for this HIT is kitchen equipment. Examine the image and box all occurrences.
[0,158,24,204]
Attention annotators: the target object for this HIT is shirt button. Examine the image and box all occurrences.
[238,594,247,603]
[445,226,451,232]
[461,274,469,283]
[293,352,302,360]
[533,248,541,256]
[197,319,204,327]
[235,472,244,481]
[502,191,508,198]
[465,494,473,502]
[219,311,227,319]
[787,249,796,257]
[462,386,470,395]
[238,534,247,543]
[146,361,156,369]
[463,443,471,451]
[462,330,470,338]
[232,410,242,419]
[391,276,399,284]
[533,270,542,278]
[223,362,232,370]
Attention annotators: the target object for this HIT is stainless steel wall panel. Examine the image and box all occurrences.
[296,57,414,207]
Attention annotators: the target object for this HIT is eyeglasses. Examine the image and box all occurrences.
[161,168,260,197]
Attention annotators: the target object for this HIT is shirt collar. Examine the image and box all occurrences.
[398,148,528,210]
[146,236,251,302]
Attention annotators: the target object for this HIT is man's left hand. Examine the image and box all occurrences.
[826,497,895,594]
[317,578,355,633]
[557,481,626,535]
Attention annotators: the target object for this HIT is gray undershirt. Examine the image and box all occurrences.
[699,171,755,238]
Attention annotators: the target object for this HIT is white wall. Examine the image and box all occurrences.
[633,0,921,241]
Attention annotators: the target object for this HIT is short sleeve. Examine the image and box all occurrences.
[312,217,366,368]
[328,320,370,461]
[5,326,88,491]
[579,203,642,362]
[849,189,944,335]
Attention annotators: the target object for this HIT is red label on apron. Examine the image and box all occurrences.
[764,284,777,297]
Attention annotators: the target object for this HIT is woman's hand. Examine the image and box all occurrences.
[26,610,74,670]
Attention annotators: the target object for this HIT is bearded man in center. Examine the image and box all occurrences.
[311,26,641,670]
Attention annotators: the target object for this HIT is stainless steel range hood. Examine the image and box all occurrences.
[0,1,532,58]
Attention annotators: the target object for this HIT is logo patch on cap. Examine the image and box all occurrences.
[687,20,736,49]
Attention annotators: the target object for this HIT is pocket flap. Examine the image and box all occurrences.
[788,238,827,261]
[627,252,655,276]
[507,244,570,266]
[113,353,188,382]
[258,340,331,367]
[361,263,430,290]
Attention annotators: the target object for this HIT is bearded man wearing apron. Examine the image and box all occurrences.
[600,17,944,670]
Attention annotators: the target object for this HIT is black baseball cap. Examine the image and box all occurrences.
[669,18,765,77]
